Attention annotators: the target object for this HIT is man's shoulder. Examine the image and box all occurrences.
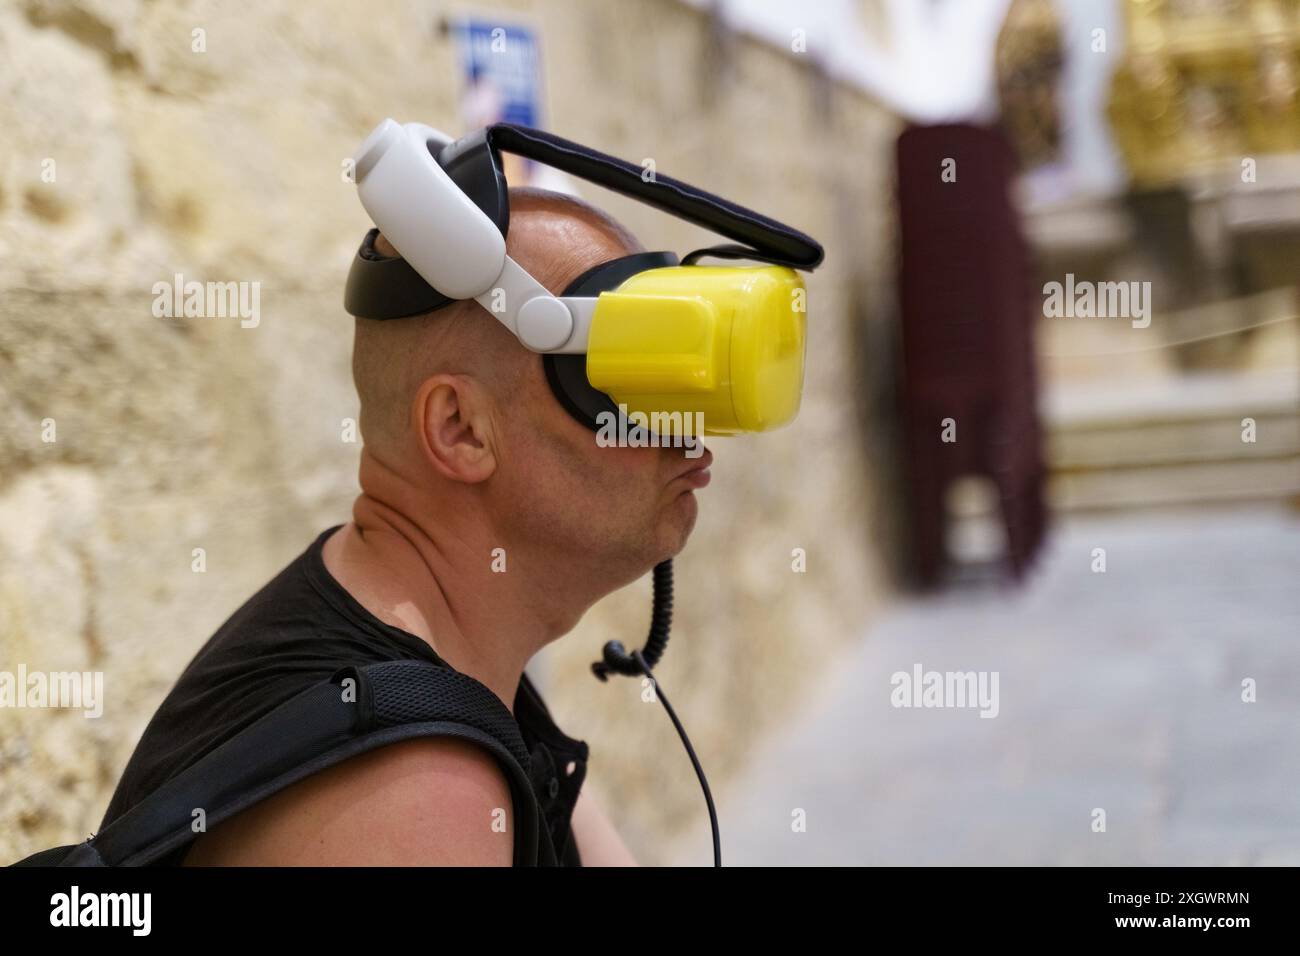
[182,735,515,866]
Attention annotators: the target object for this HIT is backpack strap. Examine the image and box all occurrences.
[80,660,543,866]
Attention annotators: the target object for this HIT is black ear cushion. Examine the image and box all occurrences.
[543,354,614,432]
[542,251,680,431]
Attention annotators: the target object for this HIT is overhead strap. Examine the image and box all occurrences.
[486,123,825,271]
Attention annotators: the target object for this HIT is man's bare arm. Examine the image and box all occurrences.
[183,737,514,866]
[570,786,638,866]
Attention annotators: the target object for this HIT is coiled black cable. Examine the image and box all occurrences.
[592,560,673,677]
[591,559,721,866]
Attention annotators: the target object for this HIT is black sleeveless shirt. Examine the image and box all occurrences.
[100,527,589,865]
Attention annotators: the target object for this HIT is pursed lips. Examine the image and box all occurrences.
[675,448,713,488]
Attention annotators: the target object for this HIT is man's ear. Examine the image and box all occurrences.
[412,375,497,483]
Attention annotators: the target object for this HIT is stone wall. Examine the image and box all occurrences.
[0,0,899,863]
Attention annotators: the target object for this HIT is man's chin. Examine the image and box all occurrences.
[657,489,699,559]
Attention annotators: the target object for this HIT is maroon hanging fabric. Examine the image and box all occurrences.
[895,123,1047,586]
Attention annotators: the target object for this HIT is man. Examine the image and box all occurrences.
[100,187,713,865]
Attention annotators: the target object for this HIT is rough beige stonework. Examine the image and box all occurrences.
[0,0,898,863]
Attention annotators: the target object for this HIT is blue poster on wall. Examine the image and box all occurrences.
[451,18,543,132]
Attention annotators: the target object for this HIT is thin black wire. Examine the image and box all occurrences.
[631,649,721,867]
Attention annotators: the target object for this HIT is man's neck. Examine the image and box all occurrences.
[320,456,591,711]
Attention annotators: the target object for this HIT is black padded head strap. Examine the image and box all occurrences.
[344,228,454,320]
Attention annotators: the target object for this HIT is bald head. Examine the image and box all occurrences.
[352,187,642,459]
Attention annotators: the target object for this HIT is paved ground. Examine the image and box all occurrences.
[670,505,1300,865]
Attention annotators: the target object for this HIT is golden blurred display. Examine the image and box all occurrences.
[1109,0,1300,185]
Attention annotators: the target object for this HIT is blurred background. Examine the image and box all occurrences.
[1,0,1296,866]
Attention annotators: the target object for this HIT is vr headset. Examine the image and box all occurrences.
[343,119,824,436]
